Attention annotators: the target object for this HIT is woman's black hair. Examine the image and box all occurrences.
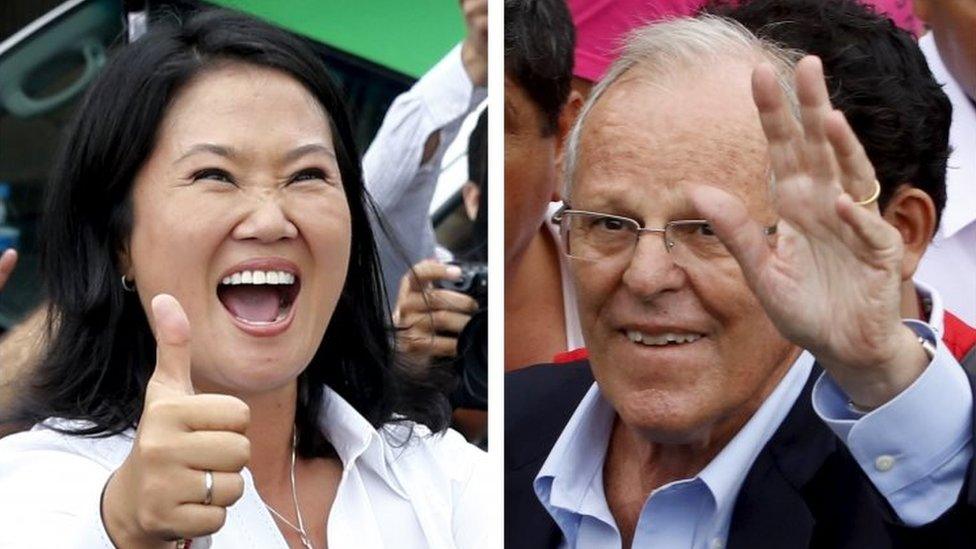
[21,8,452,457]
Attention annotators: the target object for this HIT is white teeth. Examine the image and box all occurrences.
[219,269,297,286]
[627,330,702,346]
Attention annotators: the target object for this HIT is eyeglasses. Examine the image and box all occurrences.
[551,205,777,265]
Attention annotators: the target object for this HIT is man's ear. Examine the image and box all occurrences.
[461,181,480,221]
[552,90,585,202]
[881,184,937,281]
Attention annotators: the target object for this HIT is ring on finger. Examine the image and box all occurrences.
[853,179,881,206]
[203,469,214,506]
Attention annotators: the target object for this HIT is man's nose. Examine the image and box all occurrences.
[620,232,686,299]
[232,192,298,242]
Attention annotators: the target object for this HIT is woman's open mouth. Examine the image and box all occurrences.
[216,264,301,336]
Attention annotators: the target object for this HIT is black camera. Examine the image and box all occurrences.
[435,261,487,309]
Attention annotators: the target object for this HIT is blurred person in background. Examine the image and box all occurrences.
[395,109,489,445]
[366,0,487,301]
[504,0,584,371]
[566,0,923,95]
[913,0,976,326]
[360,0,488,442]
[0,10,490,548]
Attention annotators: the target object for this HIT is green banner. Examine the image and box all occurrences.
[210,0,465,78]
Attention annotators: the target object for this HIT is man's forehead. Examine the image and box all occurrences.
[580,68,766,171]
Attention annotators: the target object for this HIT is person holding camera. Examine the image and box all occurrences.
[393,109,488,445]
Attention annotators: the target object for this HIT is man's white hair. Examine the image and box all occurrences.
[562,15,803,199]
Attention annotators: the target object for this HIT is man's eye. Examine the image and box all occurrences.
[290,168,327,183]
[191,168,234,184]
[595,217,627,231]
[698,223,716,236]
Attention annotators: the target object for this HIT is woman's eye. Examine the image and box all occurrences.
[290,168,327,183]
[191,168,234,184]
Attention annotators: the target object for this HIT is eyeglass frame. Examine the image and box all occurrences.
[550,204,778,261]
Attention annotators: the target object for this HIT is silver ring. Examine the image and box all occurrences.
[203,470,214,505]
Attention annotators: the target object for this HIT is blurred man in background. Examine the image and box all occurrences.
[913,0,976,325]
[504,0,584,371]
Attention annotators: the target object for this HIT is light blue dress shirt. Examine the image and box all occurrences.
[534,284,974,549]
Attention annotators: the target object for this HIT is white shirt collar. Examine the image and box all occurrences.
[534,351,815,543]
[318,385,410,498]
[919,32,976,238]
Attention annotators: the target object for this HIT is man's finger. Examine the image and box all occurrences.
[399,333,459,358]
[0,248,18,290]
[752,63,802,181]
[404,260,463,292]
[825,109,877,202]
[428,335,459,357]
[687,185,773,286]
[148,294,194,397]
[795,56,840,183]
[400,309,473,336]
[835,193,898,252]
[399,288,479,315]
[431,310,474,334]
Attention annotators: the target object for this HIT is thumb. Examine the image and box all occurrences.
[148,293,194,396]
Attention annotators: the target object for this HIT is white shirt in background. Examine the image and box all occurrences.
[916,32,976,325]
[364,44,487,301]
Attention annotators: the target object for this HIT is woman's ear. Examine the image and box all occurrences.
[117,242,133,281]
[881,184,937,281]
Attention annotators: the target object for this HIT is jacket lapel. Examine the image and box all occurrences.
[728,365,833,549]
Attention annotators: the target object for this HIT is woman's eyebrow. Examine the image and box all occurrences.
[174,143,239,164]
[173,143,336,165]
[282,143,336,163]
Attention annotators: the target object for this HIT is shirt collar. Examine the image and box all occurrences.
[535,384,617,535]
[696,352,814,536]
[534,352,814,542]
[919,32,976,238]
[317,385,408,498]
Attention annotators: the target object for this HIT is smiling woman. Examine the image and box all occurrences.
[0,8,489,549]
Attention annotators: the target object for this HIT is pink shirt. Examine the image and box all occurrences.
[569,0,925,82]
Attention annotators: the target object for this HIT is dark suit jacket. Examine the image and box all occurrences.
[505,360,976,548]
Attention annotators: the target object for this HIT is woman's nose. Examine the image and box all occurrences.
[232,194,298,242]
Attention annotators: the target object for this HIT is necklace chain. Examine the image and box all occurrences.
[264,431,314,549]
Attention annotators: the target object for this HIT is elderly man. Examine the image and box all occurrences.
[505,12,975,549]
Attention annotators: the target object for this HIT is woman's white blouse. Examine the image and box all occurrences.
[0,387,492,548]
